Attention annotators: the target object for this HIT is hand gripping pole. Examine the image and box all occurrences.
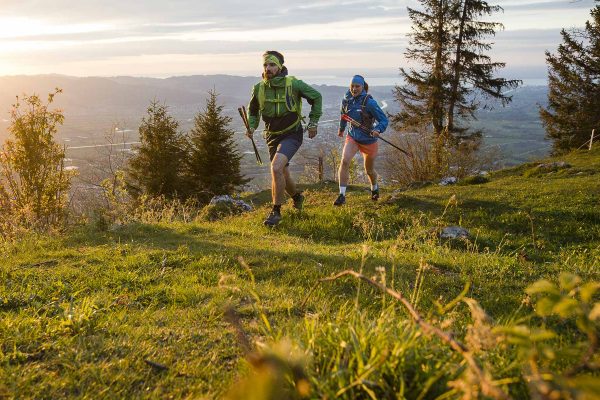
[238,106,262,165]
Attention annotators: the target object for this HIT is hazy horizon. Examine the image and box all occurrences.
[0,65,549,87]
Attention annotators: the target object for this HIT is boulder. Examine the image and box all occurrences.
[201,195,253,221]
[440,226,470,239]
[209,195,253,212]
[439,177,458,186]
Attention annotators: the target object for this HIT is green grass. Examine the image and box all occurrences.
[1,147,599,399]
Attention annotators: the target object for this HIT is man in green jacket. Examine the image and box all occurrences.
[247,51,322,226]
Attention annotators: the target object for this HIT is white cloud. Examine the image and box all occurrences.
[0,17,115,39]
[0,0,595,77]
[178,16,411,43]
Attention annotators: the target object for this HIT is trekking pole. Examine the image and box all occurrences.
[341,114,410,157]
[242,106,263,165]
[238,106,263,165]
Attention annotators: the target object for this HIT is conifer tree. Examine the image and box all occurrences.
[392,0,456,137]
[540,3,600,153]
[446,0,520,136]
[183,90,248,202]
[393,0,517,141]
[127,101,186,199]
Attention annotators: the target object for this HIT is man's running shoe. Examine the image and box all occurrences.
[263,211,282,227]
[292,192,305,210]
[333,193,346,206]
[371,189,380,201]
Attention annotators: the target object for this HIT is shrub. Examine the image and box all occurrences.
[0,90,74,237]
[382,130,447,186]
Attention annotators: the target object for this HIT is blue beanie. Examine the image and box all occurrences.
[351,75,365,86]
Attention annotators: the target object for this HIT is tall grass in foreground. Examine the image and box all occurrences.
[227,253,599,400]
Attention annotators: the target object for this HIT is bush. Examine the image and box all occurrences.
[382,130,447,186]
[447,138,500,179]
[382,131,500,187]
[0,90,74,238]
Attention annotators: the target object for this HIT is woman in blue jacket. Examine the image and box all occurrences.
[335,75,388,206]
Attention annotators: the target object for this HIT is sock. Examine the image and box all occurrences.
[272,204,281,213]
[339,186,347,195]
[371,183,379,191]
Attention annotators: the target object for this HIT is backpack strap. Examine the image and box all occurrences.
[258,82,287,111]
[360,94,374,129]
[257,82,265,110]
[341,98,349,114]
[258,77,301,115]
[361,94,372,112]
[285,76,302,118]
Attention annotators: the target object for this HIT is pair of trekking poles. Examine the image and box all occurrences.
[238,107,409,165]
[340,114,410,157]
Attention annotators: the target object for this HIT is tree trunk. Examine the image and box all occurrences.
[432,0,446,138]
[431,0,449,168]
[447,0,469,135]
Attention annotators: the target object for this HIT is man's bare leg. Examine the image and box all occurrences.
[283,166,297,197]
[263,153,289,226]
[284,165,306,210]
[271,153,289,206]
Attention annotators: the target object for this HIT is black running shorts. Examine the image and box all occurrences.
[267,124,303,162]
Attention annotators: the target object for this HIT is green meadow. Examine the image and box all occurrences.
[1,148,599,399]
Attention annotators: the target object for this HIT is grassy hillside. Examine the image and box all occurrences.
[1,148,599,399]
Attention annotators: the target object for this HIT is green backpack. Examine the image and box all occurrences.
[257,76,303,134]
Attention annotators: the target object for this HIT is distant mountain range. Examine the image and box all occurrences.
[0,74,394,118]
[0,74,260,118]
[0,74,394,142]
[0,74,550,167]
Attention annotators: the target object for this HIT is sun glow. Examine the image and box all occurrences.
[0,17,114,39]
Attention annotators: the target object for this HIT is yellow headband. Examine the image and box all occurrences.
[263,54,282,69]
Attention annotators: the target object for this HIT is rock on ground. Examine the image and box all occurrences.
[439,177,458,186]
[209,195,253,211]
[440,226,470,239]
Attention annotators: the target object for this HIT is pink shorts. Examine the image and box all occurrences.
[346,135,379,157]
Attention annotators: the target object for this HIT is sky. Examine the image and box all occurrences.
[0,0,595,83]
